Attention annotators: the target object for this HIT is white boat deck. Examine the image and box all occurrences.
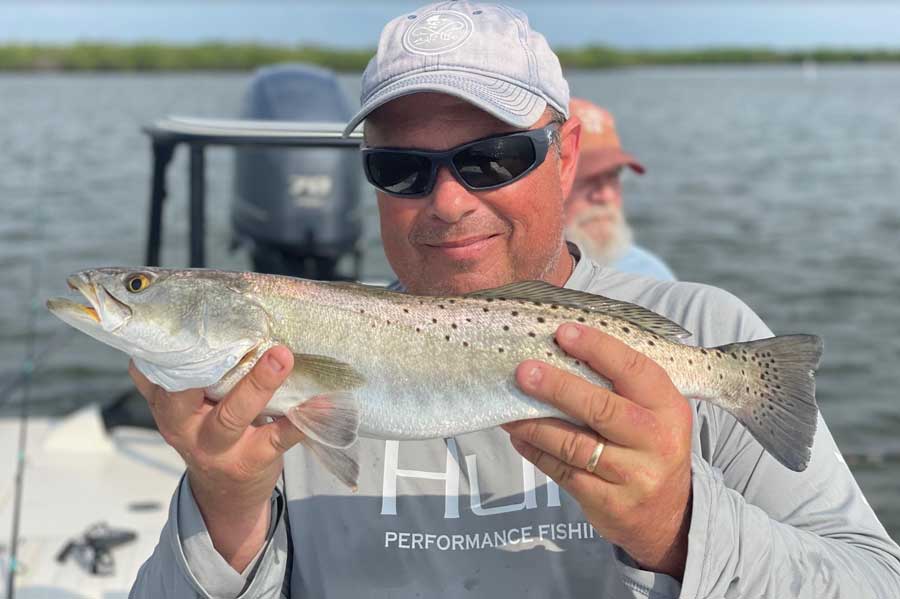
[0,405,184,598]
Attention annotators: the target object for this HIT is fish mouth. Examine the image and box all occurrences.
[46,273,131,329]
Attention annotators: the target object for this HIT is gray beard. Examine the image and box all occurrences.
[564,205,634,266]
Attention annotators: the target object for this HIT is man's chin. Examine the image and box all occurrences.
[404,268,505,296]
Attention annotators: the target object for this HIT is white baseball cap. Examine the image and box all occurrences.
[343,1,570,136]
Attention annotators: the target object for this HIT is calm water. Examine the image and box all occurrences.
[1,66,899,533]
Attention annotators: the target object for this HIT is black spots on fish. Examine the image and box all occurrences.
[648,340,655,347]
[552,338,559,346]
[438,304,445,309]
[511,311,519,317]
[622,326,631,334]
[746,386,751,393]
[537,317,546,324]
[582,309,590,314]
[445,335,451,341]
[403,308,410,314]
[546,352,553,358]
[359,309,365,314]
[483,307,490,313]
[451,323,458,330]
[466,318,472,323]
[670,357,676,362]
[386,320,391,325]
[688,359,693,365]
[449,299,456,304]
[528,332,536,338]
[463,341,469,347]
[551,304,559,309]
[432,318,438,324]
[416,327,421,333]
[731,353,738,359]
[498,347,504,353]
[577,317,586,323]
[574,360,581,367]
[742,356,747,362]
[741,369,745,375]
[701,349,708,355]
[716,350,725,358]
[533,301,543,307]
[719,373,724,380]
[503,325,510,331]
[707,365,712,371]
[371,323,376,328]
[486,298,494,303]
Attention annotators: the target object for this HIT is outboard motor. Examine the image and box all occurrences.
[232,64,361,280]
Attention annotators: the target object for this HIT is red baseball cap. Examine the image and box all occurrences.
[569,97,645,177]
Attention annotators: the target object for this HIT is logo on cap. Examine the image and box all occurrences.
[402,11,474,56]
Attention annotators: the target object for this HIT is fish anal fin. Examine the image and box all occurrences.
[284,392,360,449]
[465,281,691,340]
[304,440,360,491]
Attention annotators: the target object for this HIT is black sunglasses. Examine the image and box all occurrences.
[362,123,560,198]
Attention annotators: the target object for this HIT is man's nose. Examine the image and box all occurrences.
[589,183,620,207]
[425,167,480,224]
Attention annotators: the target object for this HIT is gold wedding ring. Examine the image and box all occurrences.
[586,439,606,474]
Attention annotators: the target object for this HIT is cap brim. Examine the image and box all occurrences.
[342,70,548,137]
[576,148,645,176]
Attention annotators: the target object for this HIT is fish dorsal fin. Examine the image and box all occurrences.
[294,354,367,390]
[465,281,691,340]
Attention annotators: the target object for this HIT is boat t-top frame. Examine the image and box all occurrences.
[141,117,363,268]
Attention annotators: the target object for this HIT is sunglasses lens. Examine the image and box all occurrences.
[453,136,536,188]
[366,152,432,195]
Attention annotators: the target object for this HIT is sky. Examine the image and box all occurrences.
[1,1,899,49]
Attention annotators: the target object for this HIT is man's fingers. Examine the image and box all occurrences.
[247,416,308,466]
[509,437,611,501]
[515,360,653,448]
[503,418,625,484]
[553,323,675,410]
[204,346,294,447]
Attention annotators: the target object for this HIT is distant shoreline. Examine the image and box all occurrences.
[2,43,900,71]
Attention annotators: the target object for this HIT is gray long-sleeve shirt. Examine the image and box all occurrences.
[131,253,900,598]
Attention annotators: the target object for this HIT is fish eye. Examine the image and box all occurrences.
[126,274,151,293]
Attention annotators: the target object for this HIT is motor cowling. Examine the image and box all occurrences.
[232,64,361,280]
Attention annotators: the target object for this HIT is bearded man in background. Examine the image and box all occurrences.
[565,97,676,280]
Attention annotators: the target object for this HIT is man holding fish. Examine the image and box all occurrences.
[100,2,900,597]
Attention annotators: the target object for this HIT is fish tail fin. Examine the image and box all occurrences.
[715,334,823,472]
[285,392,361,490]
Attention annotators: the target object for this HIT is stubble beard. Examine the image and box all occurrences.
[401,218,566,296]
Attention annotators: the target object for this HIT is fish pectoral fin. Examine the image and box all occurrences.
[285,392,360,449]
[464,280,691,340]
[294,353,366,390]
[303,439,360,492]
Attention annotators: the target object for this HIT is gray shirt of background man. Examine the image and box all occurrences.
[131,247,900,599]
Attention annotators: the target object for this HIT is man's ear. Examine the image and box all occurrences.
[557,115,582,200]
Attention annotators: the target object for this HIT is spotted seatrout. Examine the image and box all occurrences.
[47,267,823,488]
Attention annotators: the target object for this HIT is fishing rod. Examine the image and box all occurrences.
[0,328,76,410]
[4,167,46,599]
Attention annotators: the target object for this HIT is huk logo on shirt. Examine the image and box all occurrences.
[380,439,561,518]
[402,11,474,56]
